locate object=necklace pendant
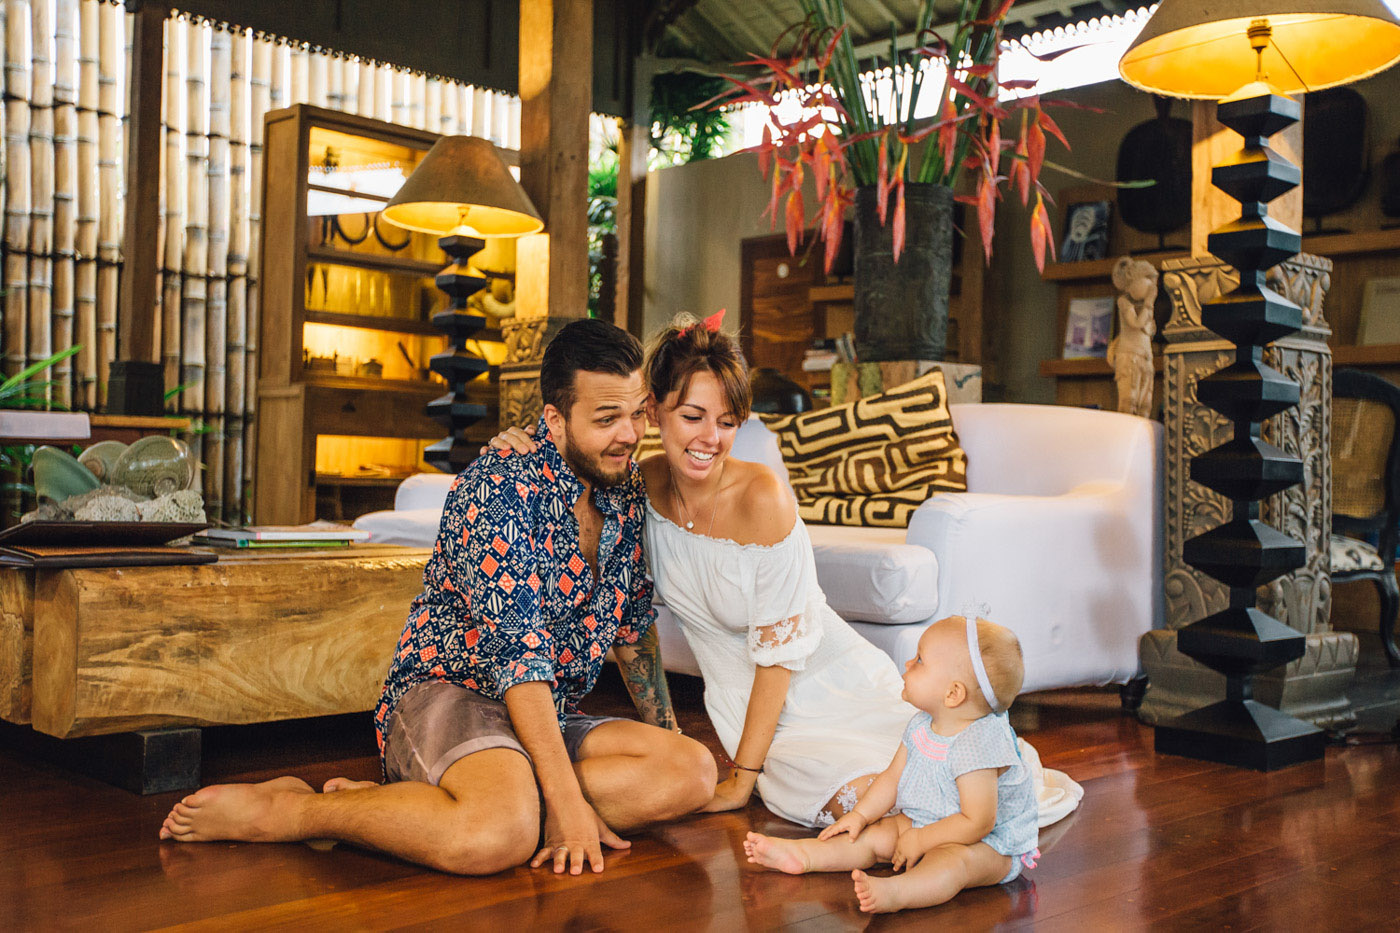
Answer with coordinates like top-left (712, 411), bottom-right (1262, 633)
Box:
top-left (685, 520), bottom-right (694, 529)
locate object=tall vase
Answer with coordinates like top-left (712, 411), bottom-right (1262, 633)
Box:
top-left (852, 183), bottom-right (955, 362)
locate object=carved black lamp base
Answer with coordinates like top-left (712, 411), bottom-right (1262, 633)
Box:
top-left (1152, 84), bottom-right (1325, 772)
top-left (424, 233), bottom-right (493, 474)
top-left (1155, 699), bottom-right (1327, 771)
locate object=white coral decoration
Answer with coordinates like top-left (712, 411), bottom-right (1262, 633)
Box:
top-left (137, 489), bottom-right (206, 522)
top-left (73, 495), bottom-right (142, 522)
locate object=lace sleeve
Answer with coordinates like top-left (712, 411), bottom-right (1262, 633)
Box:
top-left (745, 519), bottom-right (822, 670)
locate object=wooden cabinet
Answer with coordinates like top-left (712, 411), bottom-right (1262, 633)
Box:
top-left (255, 105), bottom-right (505, 524)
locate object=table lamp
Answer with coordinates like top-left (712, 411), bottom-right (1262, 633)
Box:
top-left (381, 136), bottom-right (544, 473)
top-left (1119, 1), bottom-right (1400, 769)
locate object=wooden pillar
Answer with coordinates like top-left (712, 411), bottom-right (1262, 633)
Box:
top-left (117, 1), bottom-right (166, 365)
top-left (517, 0), bottom-right (591, 322)
top-left (108, 1), bottom-right (168, 414)
top-left (615, 117), bottom-right (648, 337)
top-left (501, 0), bottom-right (593, 428)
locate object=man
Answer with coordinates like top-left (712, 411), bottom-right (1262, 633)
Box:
top-left (159, 318), bottom-right (716, 876)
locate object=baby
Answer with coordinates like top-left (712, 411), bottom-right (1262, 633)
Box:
top-left (743, 615), bottom-right (1039, 913)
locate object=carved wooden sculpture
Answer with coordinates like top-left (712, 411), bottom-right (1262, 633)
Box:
top-left (1108, 256), bottom-right (1158, 418)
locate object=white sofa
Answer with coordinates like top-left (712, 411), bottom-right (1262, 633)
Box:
top-left (355, 403), bottom-right (1163, 694)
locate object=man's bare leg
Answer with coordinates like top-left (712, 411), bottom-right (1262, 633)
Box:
top-left (744, 816), bottom-right (902, 875)
top-left (852, 841), bottom-right (1011, 914)
top-left (570, 720), bottom-right (716, 830)
top-left (159, 749), bottom-right (540, 875)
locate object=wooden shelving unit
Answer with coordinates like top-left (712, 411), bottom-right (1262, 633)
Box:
top-left (255, 105), bottom-right (504, 524)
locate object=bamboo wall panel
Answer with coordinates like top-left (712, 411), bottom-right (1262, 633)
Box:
top-left (0, 1), bottom-right (521, 523)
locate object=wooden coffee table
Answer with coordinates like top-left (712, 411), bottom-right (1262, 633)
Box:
top-left (0, 544), bottom-right (429, 791)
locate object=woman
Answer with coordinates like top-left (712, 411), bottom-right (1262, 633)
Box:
top-left (493, 319), bottom-right (1078, 828)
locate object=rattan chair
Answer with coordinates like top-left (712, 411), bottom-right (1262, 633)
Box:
top-left (1332, 368), bottom-right (1400, 667)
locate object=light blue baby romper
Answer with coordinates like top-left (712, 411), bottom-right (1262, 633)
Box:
top-left (894, 710), bottom-right (1040, 883)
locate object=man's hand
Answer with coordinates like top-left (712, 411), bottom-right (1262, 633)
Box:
top-left (699, 768), bottom-right (757, 813)
top-left (817, 809), bottom-right (869, 843)
top-left (891, 826), bottom-right (926, 872)
top-left (530, 794), bottom-right (630, 875)
top-left (480, 423), bottom-right (539, 456)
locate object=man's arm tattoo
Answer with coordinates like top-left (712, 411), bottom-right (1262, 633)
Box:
top-left (616, 627), bottom-right (678, 730)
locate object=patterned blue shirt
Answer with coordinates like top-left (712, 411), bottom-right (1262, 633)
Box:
top-left (375, 420), bottom-right (656, 755)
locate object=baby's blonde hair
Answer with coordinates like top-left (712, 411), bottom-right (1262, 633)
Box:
top-left (971, 618), bottom-right (1024, 711)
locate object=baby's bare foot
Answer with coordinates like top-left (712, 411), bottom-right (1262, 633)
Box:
top-left (852, 869), bottom-right (904, 913)
top-left (322, 777), bottom-right (378, 793)
top-left (159, 776), bottom-right (315, 843)
top-left (743, 831), bottom-right (810, 875)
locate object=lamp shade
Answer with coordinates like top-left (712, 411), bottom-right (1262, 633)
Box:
top-left (1119, 0), bottom-right (1400, 99)
top-left (381, 136), bottom-right (544, 237)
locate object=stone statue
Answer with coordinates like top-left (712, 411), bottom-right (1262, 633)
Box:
top-left (1107, 256), bottom-right (1158, 418)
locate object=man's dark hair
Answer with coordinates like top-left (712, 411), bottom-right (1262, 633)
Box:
top-left (539, 318), bottom-right (644, 416)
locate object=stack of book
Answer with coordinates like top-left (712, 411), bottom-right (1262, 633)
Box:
top-left (192, 523), bottom-right (370, 549)
top-left (802, 334), bottom-right (856, 372)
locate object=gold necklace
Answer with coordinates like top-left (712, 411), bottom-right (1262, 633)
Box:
top-left (670, 462), bottom-right (725, 535)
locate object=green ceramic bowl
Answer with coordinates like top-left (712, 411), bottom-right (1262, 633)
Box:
top-left (112, 436), bottom-right (196, 497)
top-left (32, 445), bottom-right (101, 503)
top-left (77, 440), bottom-right (128, 482)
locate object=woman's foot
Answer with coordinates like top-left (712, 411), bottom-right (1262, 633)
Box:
top-left (743, 832), bottom-right (810, 874)
top-left (322, 777), bottom-right (378, 793)
top-left (852, 869), bottom-right (904, 913)
top-left (159, 776), bottom-right (315, 843)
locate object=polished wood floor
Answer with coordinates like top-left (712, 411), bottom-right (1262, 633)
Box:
top-left (2, 667), bottom-right (1398, 932)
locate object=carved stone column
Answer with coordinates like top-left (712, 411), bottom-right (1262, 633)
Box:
top-left (498, 316), bottom-right (550, 430)
top-left (1139, 252), bottom-right (1358, 730)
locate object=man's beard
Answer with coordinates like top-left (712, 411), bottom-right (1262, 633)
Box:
top-left (562, 442), bottom-right (635, 489)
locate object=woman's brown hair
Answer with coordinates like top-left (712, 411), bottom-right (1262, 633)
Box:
top-left (645, 315), bottom-right (751, 421)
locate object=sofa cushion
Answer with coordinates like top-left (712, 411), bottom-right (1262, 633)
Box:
top-left (761, 369), bottom-right (967, 527)
top-left (393, 472), bottom-right (455, 512)
top-left (354, 507), bottom-right (442, 547)
top-left (806, 524), bottom-right (939, 625)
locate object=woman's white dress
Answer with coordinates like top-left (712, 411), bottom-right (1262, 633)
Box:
top-left (645, 502), bottom-right (1083, 829)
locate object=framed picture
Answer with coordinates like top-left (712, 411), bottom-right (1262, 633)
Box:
top-left (1063, 296), bottom-right (1115, 359)
top-left (1061, 200), bottom-right (1112, 262)
top-left (1359, 276), bottom-right (1400, 345)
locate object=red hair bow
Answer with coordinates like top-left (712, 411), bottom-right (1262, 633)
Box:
top-left (683, 309), bottom-right (726, 335)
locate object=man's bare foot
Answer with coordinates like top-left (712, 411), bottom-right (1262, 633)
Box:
top-left (159, 776), bottom-right (315, 843)
top-left (743, 832), bottom-right (810, 875)
top-left (852, 869), bottom-right (904, 913)
top-left (322, 777), bottom-right (378, 793)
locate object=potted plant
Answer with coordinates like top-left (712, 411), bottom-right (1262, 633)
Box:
top-left (717, 0), bottom-right (1066, 363)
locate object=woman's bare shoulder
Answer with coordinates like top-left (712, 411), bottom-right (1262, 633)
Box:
top-left (638, 452), bottom-right (668, 486)
top-left (733, 460), bottom-right (796, 546)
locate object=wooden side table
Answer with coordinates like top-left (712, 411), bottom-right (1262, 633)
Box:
top-left (0, 544), bottom-right (428, 791)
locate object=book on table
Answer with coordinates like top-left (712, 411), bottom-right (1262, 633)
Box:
top-left (193, 523), bottom-right (370, 547)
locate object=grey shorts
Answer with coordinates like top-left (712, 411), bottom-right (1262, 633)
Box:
top-left (383, 680), bottom-right (621, 785)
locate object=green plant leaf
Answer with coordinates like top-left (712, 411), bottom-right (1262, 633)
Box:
top-left (1041, 159), bottom-right (1156, 187)
top-left (0, 345), bottom-right (81, 396)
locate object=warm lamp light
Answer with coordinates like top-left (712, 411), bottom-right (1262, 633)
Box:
top-left (1117, 0), bottom-right (1400, 772)
top-left (1120, 0), bottom-right (1400, 99)
top-left (381, 136), bottom-right (542, 473)
top-left (382, 136), bottom-right (542, 237)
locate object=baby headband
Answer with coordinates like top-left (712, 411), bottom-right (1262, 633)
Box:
top-left (966, 616), bottom-right (1002, 712)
